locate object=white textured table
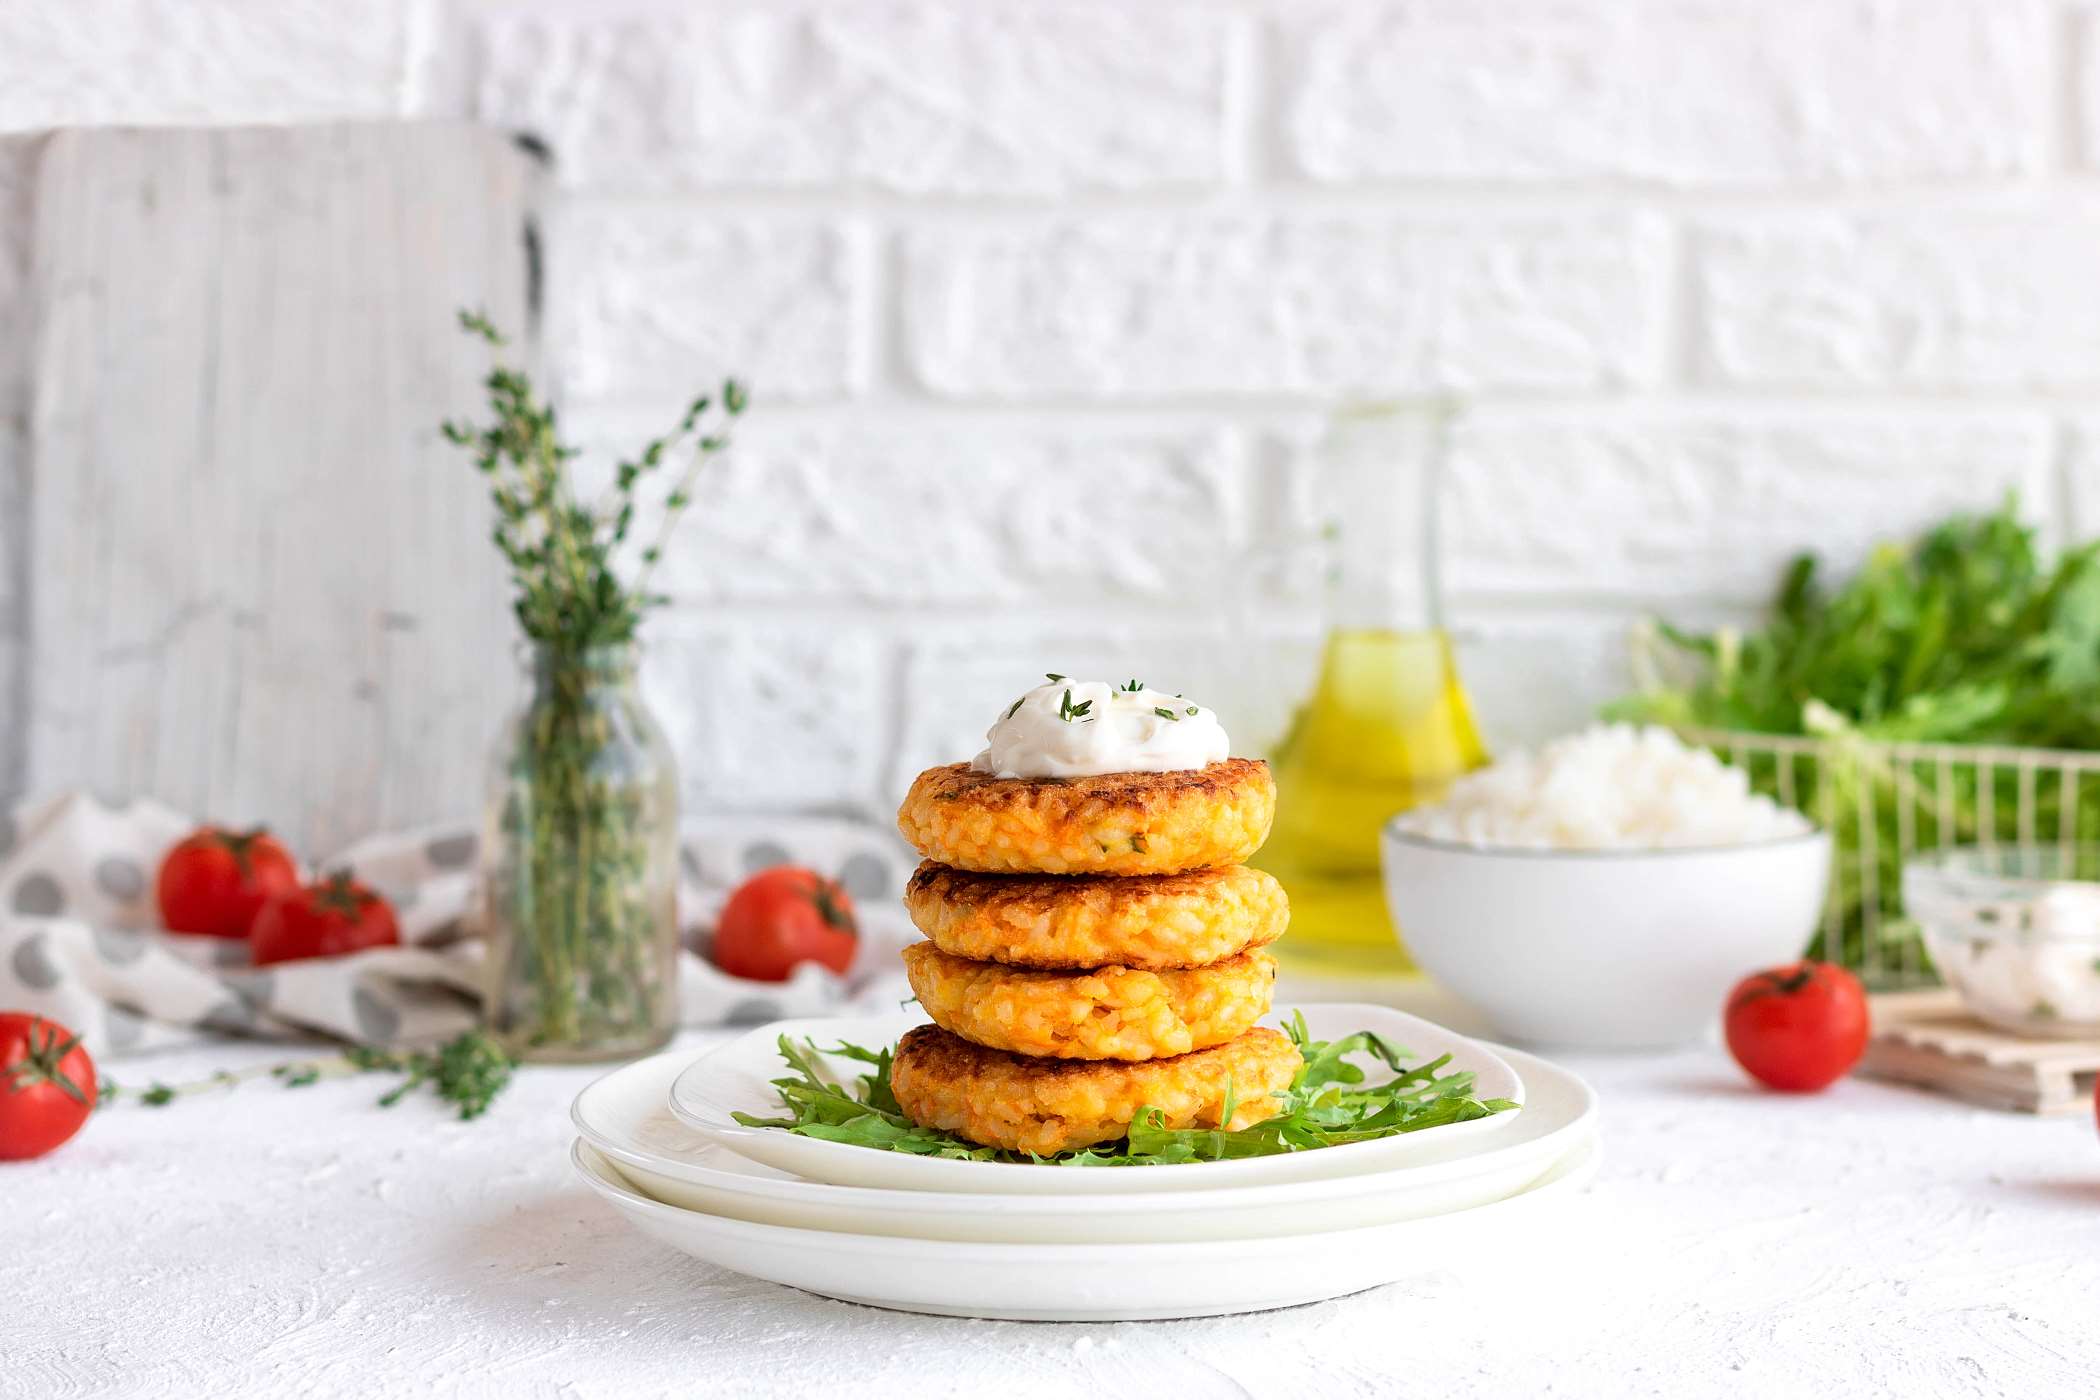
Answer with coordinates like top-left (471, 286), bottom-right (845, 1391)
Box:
top-left (7, 980), bottom-right (2099, 1400)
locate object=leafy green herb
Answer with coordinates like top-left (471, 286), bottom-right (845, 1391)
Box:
top-left (101, 1031), bottom-right (515, 1121)
top-left (1006, 698), bottom-right (1024, 719)
top-left (1045, 673), bottom-right (1066, 683)
top-left (442, 310), bottom-right (745, 650)
top-left (1057, 688), bottom-right (1093, 722)
top-left (730, 1012), bottom-right (1516, 1166)
top-left (1120, 679), bottom-right (1146, 692)
top-left (445, 311), bottom-right (748, 1054)
top-left (1610, 499), bottom-right (2100, 972)
top-left (1612, 500), bottom-right (2100, 748)
top-left (1154, 706), bottom-right (1179, 721)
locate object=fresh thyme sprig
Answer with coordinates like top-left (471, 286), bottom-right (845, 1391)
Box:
top-left (1154, 706), bottom-right (1180, 721)
top-left (732, 1013), bottom-right (1517, 1166)
top-left (1057, 688), bottom-right (1093, 722)
top-left (441, 309), bottom-right (746, 648)
top-left (444, 310), bottom-right (749, 1055)
top-left (100, 1031), bottom-right (515, 1121)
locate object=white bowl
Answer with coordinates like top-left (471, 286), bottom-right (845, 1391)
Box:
top-left (575, 1042), bottom-right (1591, 1243)
top-left (666, 1004), bottom-right (1525, 1193)
top-left (1382, 826), bottom-right (1832, 1049)
top-left (1905, 845), bottom-right (2100, 1036)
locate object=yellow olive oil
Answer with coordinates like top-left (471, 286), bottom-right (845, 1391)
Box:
top-left (1256, 627), bottom-right (1487, 974)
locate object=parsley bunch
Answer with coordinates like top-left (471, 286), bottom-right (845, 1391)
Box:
top-left (1612, 499), bottom-right (2100, 971)
top-left (1615, 500), bottom-right (2100, 748)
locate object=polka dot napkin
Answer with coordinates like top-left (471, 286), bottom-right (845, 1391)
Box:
top-left (0, 792), bottom-right (918, 1057)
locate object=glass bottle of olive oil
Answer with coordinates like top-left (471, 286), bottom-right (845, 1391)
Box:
top-left (1256, 403), bottom-right (1488, 975)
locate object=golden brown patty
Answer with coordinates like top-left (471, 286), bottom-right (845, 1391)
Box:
top-left (890, 1023), bottom-right (1301, 1156)
top-left (904, 861), bottom-right (1288, 970)
top-left (901, 942), bottom-right (1276, 1061)
top-left (896, 758), bottom-right (1275, 876)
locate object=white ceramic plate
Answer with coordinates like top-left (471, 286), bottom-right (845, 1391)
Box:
top-left (579, 1042), bottom-right (1588, 1243)
top-left (572, 1128), bottom-right (1601, 1321)
top-left (666, 1003), bottom-right (1526, 1194)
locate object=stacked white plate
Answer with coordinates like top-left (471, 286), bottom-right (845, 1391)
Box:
top-left (570, 1003), bottom-right (1599, 1321)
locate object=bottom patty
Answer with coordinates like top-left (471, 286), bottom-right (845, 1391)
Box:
top-left (889, 1023), bottom-right (1302, 1157)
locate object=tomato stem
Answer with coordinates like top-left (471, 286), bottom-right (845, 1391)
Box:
top-left (5, 1020), bottom-right (90, 1106)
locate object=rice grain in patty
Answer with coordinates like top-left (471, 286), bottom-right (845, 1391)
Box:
top-left (902, 942), bottom-right (1276, 1061)
top-left (904, 861), bottom-right (1288, 970)
top-left (889, 1023), bottom-right (1301, 1156)
top-left (896, 759), bottom-right (1274, 876)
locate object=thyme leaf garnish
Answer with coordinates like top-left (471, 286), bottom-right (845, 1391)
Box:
top-left (101, 1031), bottom-right (516, 1121)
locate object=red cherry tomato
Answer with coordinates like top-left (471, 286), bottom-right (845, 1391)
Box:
top-left (249, 872), bottom-right (401, 967)
top-left (711, 867), bottom-right (858, 983)
top-left (0, 1013), bottom-right (98, 1160)
top-left (1724, 961), bottom-right (1870, 1092)
top-left (155, 826), bottom-right (300, 938)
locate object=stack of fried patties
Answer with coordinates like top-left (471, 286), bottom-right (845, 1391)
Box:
top-left (890, 753), bottom-right (1299, 1156)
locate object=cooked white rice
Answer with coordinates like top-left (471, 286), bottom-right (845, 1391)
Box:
top-left (1395, 723), bottom-right (1812, 851)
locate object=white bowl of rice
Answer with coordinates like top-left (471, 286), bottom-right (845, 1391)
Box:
top-left (1382, 725), bottom-right (1830, 1050)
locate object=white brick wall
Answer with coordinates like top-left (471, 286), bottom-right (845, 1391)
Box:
top-left (1283, 1), bottom-right (2051, 185)
top-left (902, 214), bottom-right (1670, 396)
top-left (2, 0), bottom-right (2094, 822)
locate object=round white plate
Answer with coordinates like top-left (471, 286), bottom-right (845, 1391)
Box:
top-left (666, 1003), bottom-right (1527, 1194)
top-left (572, 1130), bottom-right (1601, 1321)
top-left (578, 1042), bottom-right (1589, 1243)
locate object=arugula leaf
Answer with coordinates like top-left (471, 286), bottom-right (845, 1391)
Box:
top-left (734, 1017), bottom-right (1517, 1167)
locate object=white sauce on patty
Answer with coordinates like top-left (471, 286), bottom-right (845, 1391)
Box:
top-left (972, 678), bottom-right (1229, 779)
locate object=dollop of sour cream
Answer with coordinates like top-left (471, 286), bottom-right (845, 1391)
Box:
top-left (972, 678), bottom-right (1230, 779)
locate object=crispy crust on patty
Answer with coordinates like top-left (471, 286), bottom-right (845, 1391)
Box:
top-left (895, 758), bottom-right (1275, 876)
top-left (904, 861), bottom-right (1288, 970)
top-left (889, 1023), bottom-right (1301, 1156)
top-left (901, 942), bottom-right (1277, 1060)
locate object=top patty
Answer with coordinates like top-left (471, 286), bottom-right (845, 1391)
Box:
top-left (895, 758), bottom-right (1275, 876)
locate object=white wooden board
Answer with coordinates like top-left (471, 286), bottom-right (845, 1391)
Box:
top-left (15, 123), bottom-right (541, 853)
top-left (0, 133), bottom-right (44, 805)
top-left (1860, 988), bottom-right (2100, 1115)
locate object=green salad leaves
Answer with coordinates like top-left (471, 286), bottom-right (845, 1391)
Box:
top-left (1612, 501), bottom-right (2100, 749)
top-left (1610, 500), bottom-right (2100, 974)
top-left (728, 1011), bottom-right (1517, 1166)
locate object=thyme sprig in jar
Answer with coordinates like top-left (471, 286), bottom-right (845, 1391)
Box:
top-left (442, 309), bottom-right (748, 1061)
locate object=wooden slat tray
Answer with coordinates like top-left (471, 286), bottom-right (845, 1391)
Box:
top-left (1859, 989), bottom-right (2100, 1115)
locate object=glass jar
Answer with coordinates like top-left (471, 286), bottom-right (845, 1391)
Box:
top-left (1255, 402), bottom-right (1490, 976)
top-left (482, 642), bottom-right (680, 1062)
